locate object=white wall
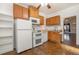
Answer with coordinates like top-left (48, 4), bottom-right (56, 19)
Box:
top-left (76, 12), bottom-right (79, 45)
top-left (0, 3), bottom-right (13, 54)
top-left (0, 3), bottom-right (13, 16)
top-left (46, 5), bottom-right (79, 45)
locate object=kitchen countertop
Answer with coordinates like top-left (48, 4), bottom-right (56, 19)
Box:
top-left (32, 30), bottom-right (62, 34)
top-left (47, 30), bottom-right (62, 34)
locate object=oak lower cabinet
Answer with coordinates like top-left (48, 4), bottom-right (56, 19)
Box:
top-left (46, 16), bottom-right (60, 25)
top-left (48, 31), bottom-right (61, 43)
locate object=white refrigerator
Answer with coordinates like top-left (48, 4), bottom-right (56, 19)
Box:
top-left (15, 19), bottom-right (32, 53)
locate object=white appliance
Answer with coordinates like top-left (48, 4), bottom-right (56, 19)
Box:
top-left (33, 30), bottom-right (43, 47)
top-left (30, 17), bottom-right (43, 47)
top-left (15, 19), bottom-right (32, 53)
top-left (30, 17), bottom-right (40, 25)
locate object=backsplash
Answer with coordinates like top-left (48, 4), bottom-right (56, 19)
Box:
top-left (46, 25), bottom-right (62, 31)
top-left (32, 25), bottom-right (46, 31)
top-left (40, 25), bottom-right (46, 30)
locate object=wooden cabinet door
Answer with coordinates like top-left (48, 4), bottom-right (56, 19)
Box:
top-left (50, 16), bottom-right (60, 25)
top-left (46, 18), bottom-right (50, 25)
top-left (48, 31), bottom-right (52, 40)
top-left (50, 17), bottom-right (55, 25)
top-left (46, 17), bottom-right (54, 25)
top-left (52, 32), bottom-right (60, 43)
top-left (13, 4), bottom-right (23, 18)
top-left (55, 16), bottom-right (60, 25)
top-left (39, 15), bottom-right (44, 25)
top-left (29, 6), bottom-right (39, 18)
top-left (34, 8), bottom-right (39, 18)
top-left (48, 31), bottom-right (61, 43)
top-left (23, 7), bottom-right (29, 19)
top-left (46, 16), bottom-right (60, 25)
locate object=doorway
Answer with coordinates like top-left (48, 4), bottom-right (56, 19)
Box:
top-left (63, 16), bottom-right (76, 47)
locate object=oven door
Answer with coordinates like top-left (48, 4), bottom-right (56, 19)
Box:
top-left (33, 37), bottom-right (43, 47)
top-left (33, 33), bottom-right (42, 37)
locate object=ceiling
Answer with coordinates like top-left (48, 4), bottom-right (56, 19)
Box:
top-left (40, 3), bottom-right (79, 14)
top-left (20, 3), bottom-right (79, 15)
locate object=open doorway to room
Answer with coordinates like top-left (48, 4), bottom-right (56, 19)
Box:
top-left (63, 16), bottom-right (76, 47)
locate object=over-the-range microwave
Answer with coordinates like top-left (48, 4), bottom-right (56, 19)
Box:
top-left (30, 17), bottom-right (40, 25)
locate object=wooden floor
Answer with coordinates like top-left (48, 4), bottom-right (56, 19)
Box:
top-left (2, 41), bottom-right (79, 55)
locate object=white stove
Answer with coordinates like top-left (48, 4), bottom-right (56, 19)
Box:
top-left (30, 17), bottom-right (43, 47)
top-left (32, 30), bottom-right (43, 47)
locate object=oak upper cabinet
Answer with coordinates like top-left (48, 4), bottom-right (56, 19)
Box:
top-left (46, 18), bottom-right (51, 25)
top-left (48, 31), bottom-right (61, 43)
top-left (13, 4), bottom-right (29, 19)
top-left (29, 6), bottom-right (39, 18)
top-left (13, 4), bottom-right (23, 18)
top-left (46, 16), bottom-right (60, 25)
top-left (23, 7), bottom-right (29, 19)
top-left (39, 15), bottom-right (44, 25)
top-left (55, 16), bottom-right (60, 24)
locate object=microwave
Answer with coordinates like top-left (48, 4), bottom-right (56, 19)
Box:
top-left (30, 17), bottom-right (40, 25)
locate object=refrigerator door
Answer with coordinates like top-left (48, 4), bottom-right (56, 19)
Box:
top-left (16, 19), bottom-right (32, 29)
top-left (16, 30), bottom-right (32, 53)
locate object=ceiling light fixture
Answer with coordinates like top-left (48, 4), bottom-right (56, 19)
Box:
top-left (37, 3), bottom-right (51, 9)
top-left (40, 3), bottom-right (48, 6)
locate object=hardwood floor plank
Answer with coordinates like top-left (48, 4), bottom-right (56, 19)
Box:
top-left (2, 41), bottom-right (79, 55)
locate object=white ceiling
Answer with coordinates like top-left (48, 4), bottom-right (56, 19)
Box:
top-left (20, 3), bottom-right (79, 15)
top-left (39, 3), bottom-right (79, 14)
